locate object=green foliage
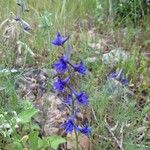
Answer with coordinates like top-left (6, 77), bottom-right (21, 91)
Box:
top-left (95, 0), bottom-right (150, 26)
top-left (44, 135), bottom-right (66, 150)
top-left (114, 0), bottom-right (149, 24)
top-left (28, 131), bottom-right (39, 150)
top-left (18, 108), bottom-right (39, 124)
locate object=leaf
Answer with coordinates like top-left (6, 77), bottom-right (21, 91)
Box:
top-left (38, 137), bottom-right (43, 149)
top-left (13, 141), bottom-right (23, 150)
top-left (28, 131), bottom-right (38, 150)
top-left (18, 108), bottom-right (39, 124)
top-left (44, 135), bottom-right (66, 150)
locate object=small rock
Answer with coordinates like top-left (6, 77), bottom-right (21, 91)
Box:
top-left (67, 133), bottom-right (90, 150)
top-left (102, 48), bottom-right (128, 67)
top-left (86, 57), bottom-right (97, 63)
top-left (103, 79), bottom-right (134, 101)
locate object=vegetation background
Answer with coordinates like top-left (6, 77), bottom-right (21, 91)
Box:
top-left (0, 0), bottom-right (150, 149)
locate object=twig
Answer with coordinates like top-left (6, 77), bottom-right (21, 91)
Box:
top-left (120, 122), bottom-right (124, 147)
top-left (104, 117), bottom-right (124, 150)
top-left (91, 108), bottom-right (99, 125)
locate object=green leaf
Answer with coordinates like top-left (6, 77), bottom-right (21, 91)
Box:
top-left (18, 108), bottom-right (39, 124)
top-left (38, 137), bottom-right (43, 149)
top-left (12, 141), bottom-right (23, 150)
top-left (29, 131), bottom-right (39, 150)
top-left (44, 135), bottom-right (66, 150)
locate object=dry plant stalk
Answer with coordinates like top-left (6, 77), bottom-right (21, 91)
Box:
top-left (104, 116), bottom-right (125, 150)
top-left (0, 12), bottom-right (19, 46)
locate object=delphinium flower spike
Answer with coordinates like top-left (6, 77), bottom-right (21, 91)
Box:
top-left (52, 32), bottom-right (69, 46)
top-left (51, 32), bottom-right (91, 147)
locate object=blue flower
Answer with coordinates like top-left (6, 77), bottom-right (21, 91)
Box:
top-left (61, 117), bottom-right (76, 133)
top-left (52, 45), bottom-right (71, 73)
top-left (70, 87), bottom-right (89, 106)
top-left (109, 72), bottom-right (118, 78)
top-left (53, 77), bottom-right (70, 92)
top-left (109, 70), bottom-right (128, 86)
top-left (61, 110), bottom-right (78, 134)
top-left (73, 61), bottom-right (87, 75)
top-left (52, 32), bottom-right (69, 46)
top-left (68, 61), bottom-right (87, 75)
top-left (121, 78), bottom-right (128, 86)
top-left (75, 92), bottom-right (89, 106)
top-left (78, 124), bottom-right (91, 136)
top-left (64, 94), bottom-right (72, 106)
top-left (52, 56), bottom-right (68, 74)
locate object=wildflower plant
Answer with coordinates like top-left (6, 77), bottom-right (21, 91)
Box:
top-left (15, 0), bottom-right (31, 31)
top-left (51, 32), bottom-right (91, 149)
top-left (109, 69), bottom-right (128, 86)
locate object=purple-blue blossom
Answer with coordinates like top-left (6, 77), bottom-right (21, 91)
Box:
top-left (52, 45), bottom-right (71, 73)
top-left (121, 78), bottom-right (128, 86)
top-left (53, 77), bottom-right (70, 92)
top-left (70, 87), bottom-right (89, 106)
top-left (109, 70), bottom-right (128, 86)
top-left (109, 72), bottom-right (118, 78)
top-left (69, 61), bottom-right (87, 75)
top-left (52, 56), bottom-right (68, 74)
top-left (61, 110), bottom-right (78, 134)
top-left (61, 117), bottom-right (76, 133)
top-left (75, 92), bottom-right (89, 106)
top-left (52, 32), bottom-right (69, 46)
top-left (78, 124), bottom-right (91, 136)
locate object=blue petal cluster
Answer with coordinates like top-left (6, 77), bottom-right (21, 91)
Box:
top-left (71, 88), bottom-right (89, 106)
top-left (52, 32), bottom-right (69, 46)
top-left (78, 124), bottom-right (91, 136)
top-left (71, 61), bottom-right (87, 75)
top-left (61, 117), bottom-right (76, 133)
top-left (52, 56), bottom-right (68, 74)
top-left (61, 112), bottom-right (91, 136)
top-left (75, 92), bottom-right (89, 106)
top-left (53, 77), bottom-right (70, 92)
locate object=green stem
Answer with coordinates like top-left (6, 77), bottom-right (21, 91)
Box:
top-left (74, 129), bottom-right (79, 150)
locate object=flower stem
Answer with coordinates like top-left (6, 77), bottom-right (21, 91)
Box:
top-left (75, 129), bottom-right (79, 150)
